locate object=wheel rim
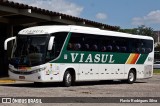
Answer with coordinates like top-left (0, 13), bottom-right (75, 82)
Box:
top-left (66, 73), bottom-right (71, 84)
top-left (129, 72), bottom-right (134, 82)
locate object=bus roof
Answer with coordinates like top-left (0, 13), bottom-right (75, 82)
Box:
top-left (19, 25), bottom-right (153, 40)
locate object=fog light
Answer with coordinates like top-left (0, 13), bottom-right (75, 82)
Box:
top-left (50, 77), bottom-right (53, 80)
top-left (38, 76), bottom-right (41, 79)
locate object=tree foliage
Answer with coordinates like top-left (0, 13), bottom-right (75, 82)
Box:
top-left (155, 45), bottom-right (160, 51)
top-left (118, 25), bottom-right (154, 37)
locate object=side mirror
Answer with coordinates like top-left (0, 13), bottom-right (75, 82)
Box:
top-left (48, 36), bottom-right (55, 50)
top-left (4, 36), bottom-right (16, 50)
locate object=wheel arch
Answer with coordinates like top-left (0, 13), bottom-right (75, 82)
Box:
top-left (129, 68), bottom-right (137, 79)
top-left (63, 67), bottom-right (76, 82)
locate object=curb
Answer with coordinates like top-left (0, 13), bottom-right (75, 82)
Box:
top-left (0, 79), bottom-right (15, 84)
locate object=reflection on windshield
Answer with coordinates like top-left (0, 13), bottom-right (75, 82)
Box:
top-left (11, 35), bottom-right (49, 67)
top-left (10, 32), bottom-right (68, 67)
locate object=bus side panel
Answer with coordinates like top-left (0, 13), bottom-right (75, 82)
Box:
top-left (98, 64), bottom-right (125, 80)
top-left (124, 64), bottom-right (144, 79)
top-left (74, 64), bottom-right (125, 81)
top-left (57, 63), bottom-right (79, 82)
top-left (44, 63), bottom-right (60, 82)
top-left (142, 52), bottom-right (154, 78)
top-left (78, 64), bottom-right (99, 81)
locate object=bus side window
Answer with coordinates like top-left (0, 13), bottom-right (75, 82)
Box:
top-left (136, 48), bottom-right (140, 53)
top-left (147, 48), bottom-right (152, 53)
top-left (84, 44), bottom-right (90, 51)
top-left (67, 43), bottom-right (73, 50)
top-left (67, 33), bottom-right (85, 51)
top-left (141, 48), bottom-right (145, 53)
top-left (101, 46), bottom-right (106, 52)
top-left (106, 45), bottom-right (112, 51)
top-left (143, 40), bottom-right (153, 54)
top-left (92, 44), bottom-right (98, 51)
top-left (115, 45), bottom-right (120, 52)
top-left (46, 32), bottom-right (68, 62)
top-left (74, 43), bottom-right (81, 50)
top-left (121, 46), bottom-right (126, 52)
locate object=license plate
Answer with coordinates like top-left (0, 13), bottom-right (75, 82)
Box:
top-left (19, 76), bottom-right (25, 79)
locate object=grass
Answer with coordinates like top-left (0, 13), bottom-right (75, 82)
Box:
top-left (153, 69), bottom-right (160, 74)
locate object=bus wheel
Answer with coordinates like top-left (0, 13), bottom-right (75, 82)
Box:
top-left (63, 71), bottom-right (72, 87)
top-left (127, 70), bottom-right (136, 84)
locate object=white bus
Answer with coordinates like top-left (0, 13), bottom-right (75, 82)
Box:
top-left (4, 25), bottom-right (154, 87)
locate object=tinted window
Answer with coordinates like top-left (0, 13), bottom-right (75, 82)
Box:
top-left (67, 32), bottom-right (153, 54)
top-left (46, 32), bottom-right (68, 61)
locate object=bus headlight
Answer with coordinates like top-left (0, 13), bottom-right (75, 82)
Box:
top-left (9, 67), bottom-right (47, 75)
top-left (9, 68), bottom-right (14, 72)
top-left (32, 67), bottom-right (47, 73)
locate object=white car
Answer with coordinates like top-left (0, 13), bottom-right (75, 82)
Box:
top-left (154, 61), bottom-right (160, 69)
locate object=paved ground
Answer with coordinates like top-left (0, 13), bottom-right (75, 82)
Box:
top-left (0, 75), bottom-right (160, 106)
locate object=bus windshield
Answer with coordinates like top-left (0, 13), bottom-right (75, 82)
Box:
top-left (11, 35), bottom-right (49, 67)
top-left (10, 32), bottom-right (68, 67)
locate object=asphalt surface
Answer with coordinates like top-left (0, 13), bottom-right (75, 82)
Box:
top-left (0, 75), bottom-right (160, 106)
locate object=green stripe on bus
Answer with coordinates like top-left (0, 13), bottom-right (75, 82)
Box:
top-left (136, 54), bottom-right (148, 64)
top-left (51, 52), bottom-right (130, 64)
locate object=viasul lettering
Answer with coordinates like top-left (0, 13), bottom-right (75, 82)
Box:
top-left (70, 53), bottom-right (115, 63)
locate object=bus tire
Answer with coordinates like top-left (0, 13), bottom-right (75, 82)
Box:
top-left (63, 71), bottom-right (72, 87)
top-left (127, 69), bottom-right (136, 84)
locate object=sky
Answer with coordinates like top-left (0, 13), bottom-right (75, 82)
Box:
top-left (8, 0), bottom-right (160, 30)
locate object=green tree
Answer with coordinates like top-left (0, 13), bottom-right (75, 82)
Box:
top-left (118, 25), bottom-right (154, 37)
top-left (136, 25), bottom-right (154, 36)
